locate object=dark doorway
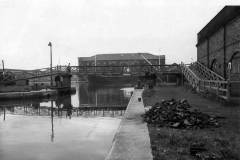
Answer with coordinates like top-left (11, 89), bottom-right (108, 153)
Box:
top-left (210, 59), bottom-right (218, 73)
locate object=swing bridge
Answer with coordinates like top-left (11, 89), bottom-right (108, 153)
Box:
top-left (0, 64), bottom-right (181, 83)
top-left (1, 62), bottom-right (239, 101)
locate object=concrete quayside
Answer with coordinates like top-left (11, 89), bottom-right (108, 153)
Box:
top-left (105, 89), bottom-right (153, 160)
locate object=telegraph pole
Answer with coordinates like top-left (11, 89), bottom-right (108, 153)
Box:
top-left (48, 42), bottom-right (53, 87)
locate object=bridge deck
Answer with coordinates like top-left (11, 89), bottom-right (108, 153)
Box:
top-left (1, 64), bottom-right (181, 82)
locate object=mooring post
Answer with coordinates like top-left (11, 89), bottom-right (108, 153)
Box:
top-left (226, 80), bottom-right (230, 100)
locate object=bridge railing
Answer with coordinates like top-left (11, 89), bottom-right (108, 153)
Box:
top-left (71, 64), bottom-right (180, 74)
top-left (1, 64), bottom-right (181, 82)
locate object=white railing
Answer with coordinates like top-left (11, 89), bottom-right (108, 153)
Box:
top-left (199, 79), bottom-right (229, 100)
top-left (191, 61), bottom-right (225, 81)
top-left (180, 62), bottom-right (230, 100)
top-left (180, 62), bottom-right (200, 91)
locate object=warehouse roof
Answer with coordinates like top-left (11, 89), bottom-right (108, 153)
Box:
top-left (197, 6), bottom-right (240, 45)
top-left (78, 53), bottom-right (162, 61)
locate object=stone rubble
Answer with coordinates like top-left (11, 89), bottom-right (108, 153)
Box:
top-left (143, 99), bottom-right (221, 129)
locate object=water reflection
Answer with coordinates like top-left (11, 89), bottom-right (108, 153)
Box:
top-left (78, 84), bottom-right (130, 107)
top-left (51, 100), bottom-right (54, 142)
top-left (0, 83), bottom-right (131, 119)
top-left (0, 83), bottom-right (132, 160)
top-left (0, 98), bottom-right (126, 119)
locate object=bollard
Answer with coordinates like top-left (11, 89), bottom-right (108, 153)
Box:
top-left (138, 97), bottom-right (141, 102)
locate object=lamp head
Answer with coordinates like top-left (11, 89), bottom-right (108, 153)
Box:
top-left (48, 42), bottom-right (52, 47)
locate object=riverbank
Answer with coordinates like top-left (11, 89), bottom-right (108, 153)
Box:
top-left (142, 86), bottom-right (240, 160)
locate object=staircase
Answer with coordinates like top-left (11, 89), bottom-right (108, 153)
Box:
top-left (190, 61), bottom-right (225, 81)
top-left (180, 62), bottom-right (230, 101)
top-left (180, 63), bottom-right (200, 90)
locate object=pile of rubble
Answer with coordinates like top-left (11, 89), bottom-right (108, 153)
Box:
top-left (143, 99), bottom-right (220, 129)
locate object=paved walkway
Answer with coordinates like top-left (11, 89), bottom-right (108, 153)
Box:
top-left (105, 89), bottom-right (153, 160)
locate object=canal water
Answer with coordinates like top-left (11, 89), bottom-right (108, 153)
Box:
top-left (0, 83), bottom-right (134, 160)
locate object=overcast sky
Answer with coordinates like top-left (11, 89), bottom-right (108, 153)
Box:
top-left (0, 0), bottom-right (239, 69)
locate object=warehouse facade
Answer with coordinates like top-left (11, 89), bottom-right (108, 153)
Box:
top-left (78, 53), bottom-right (165, 67)
top-left (197, 6), bottom-right (240, 80)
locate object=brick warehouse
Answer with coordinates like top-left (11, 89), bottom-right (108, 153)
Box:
top-left (78, 53), bottom-right (165, 67)
top-left (197, 6), bottom-right (240, 81)
top-left (78, 53), bottom-right (166, 84)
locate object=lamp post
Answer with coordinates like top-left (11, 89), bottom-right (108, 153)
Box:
top-left (2, 60), bottom-right (5, 77)
top-left (48, 42), bottom-right (53, 87)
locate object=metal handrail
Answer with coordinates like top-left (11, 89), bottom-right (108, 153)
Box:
top-left (194, 61), bottom-right (225, 80)
top-left (180, 62), bottom-right (230, 100)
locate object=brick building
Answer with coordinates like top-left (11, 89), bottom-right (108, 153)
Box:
top-left (197, 6), bottom-right (240, 80)
top-left (78, 53), bottom-right (165, 67)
